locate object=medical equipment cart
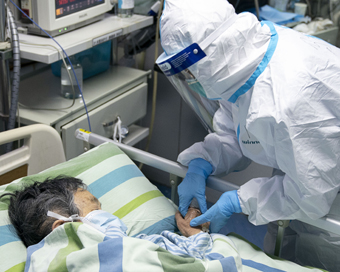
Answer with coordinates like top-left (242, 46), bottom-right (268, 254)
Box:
top-left (16, 14), bottom-right (153, 160)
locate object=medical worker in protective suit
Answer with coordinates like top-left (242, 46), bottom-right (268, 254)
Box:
top-left (156, 0), bottom-right (340, 271)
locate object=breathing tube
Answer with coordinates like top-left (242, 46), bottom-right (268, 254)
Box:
top-left (5, 6), bottom-right (20, 152)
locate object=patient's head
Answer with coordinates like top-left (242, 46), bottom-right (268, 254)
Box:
top-left (1, 176), bottom-right (100, 247)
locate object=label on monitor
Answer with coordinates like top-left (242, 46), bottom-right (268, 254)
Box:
top-left (92, 29), bottom-right (123, 46)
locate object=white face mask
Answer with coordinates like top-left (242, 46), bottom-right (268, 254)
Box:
top-left (47, 210), bottom-right (128, 235)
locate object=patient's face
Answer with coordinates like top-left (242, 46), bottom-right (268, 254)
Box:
top-left (73, 189), bottom-right (101, 217)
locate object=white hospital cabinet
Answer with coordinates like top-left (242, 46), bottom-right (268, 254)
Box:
top-left (17, 14), bottom-right (153, 160)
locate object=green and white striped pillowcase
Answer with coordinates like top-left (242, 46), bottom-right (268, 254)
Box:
top-left (0, 142), bottom-right (177, 272)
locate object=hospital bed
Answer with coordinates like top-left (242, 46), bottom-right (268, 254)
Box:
top-left (0, 124), bottom-right (339, 272)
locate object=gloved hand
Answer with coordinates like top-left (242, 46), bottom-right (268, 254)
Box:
top-left (178, 158), bottom-right (213, 217)
top-left (190, 190), bottom-right (242, 233)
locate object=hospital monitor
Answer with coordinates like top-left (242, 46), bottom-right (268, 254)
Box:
top-left (19, 0), bottom-right (114, 37)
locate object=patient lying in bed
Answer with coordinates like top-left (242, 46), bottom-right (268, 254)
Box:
top-left (2, 175), bottom-right (326, 271)
top-left (2, 176), bottom-right (213, 260)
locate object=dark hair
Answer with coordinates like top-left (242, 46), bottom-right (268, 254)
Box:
top-left (0, 176), bottom-right (86, 247)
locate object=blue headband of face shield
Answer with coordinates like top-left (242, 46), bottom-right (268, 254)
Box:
top-left (156, 13), bottom-right (238, 93)
top-left (157, 43), bottom-right (206, 78)
top-left (156, 14), bottom-right (237, 132)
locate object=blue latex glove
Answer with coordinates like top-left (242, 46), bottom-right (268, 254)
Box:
top-left (178, 158), bottom-right (213, 217)
top-left (190, 190), bottom-right (242, 233)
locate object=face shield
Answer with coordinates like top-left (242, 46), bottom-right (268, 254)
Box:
top-left (156, 14), bottom-right (237, 133)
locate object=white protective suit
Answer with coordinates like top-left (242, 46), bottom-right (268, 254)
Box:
top-left (159, 0), bottom-right (340, 270)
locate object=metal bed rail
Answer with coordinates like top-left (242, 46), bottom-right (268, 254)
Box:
top-left (75, 128), bottom-right (340, 256)
top-left (75, 128), bottom-right (239, 193)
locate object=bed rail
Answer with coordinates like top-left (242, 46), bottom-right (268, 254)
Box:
top-left (75, 128), bottom-right (239, 193)
top-left (75, 128), bottom-right (340, 256)
top-left (0, 124), bottom-right (66, 184)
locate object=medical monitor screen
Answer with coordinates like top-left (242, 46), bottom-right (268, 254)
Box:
top-left (55, 0), bottom-right (105, 19)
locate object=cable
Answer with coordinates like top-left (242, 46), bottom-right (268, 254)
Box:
top-left (113, 116), bottom-right (123, 143)
top-left (6, 5), bottom-right (20, 152)
top-left (329, 0), bottom-right (334, 22)
top-left (139, 0), bottom-right (164, 170)
top-left (18, 42), bottom-right (76, 111)
top-left (305, 0), bottom-right (312, 18)
top-left (9, 0), bottom-right (92, 131)
top-left (234, 0), bottom-right (241, 10)
top-left (17, 99), bottom-right (20, 148)
top-left (254, 0), bottom-right (260, 20)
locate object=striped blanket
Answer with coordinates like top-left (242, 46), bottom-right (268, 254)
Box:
top-left (24, 222), bottom-right (325, 272)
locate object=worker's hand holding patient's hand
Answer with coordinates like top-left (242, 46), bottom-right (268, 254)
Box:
top-left (190, 190), bottom-right (242, 233)
top-left (178, 158), bottom-right (213, 217)
top-left (175, 209), bottom-right (209, 237)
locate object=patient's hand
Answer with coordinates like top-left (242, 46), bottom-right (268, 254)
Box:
top-left (175, 209), bottom-right (206, 237)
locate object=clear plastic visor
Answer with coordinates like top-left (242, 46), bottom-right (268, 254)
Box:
top-left (157, 14), bottom-right (238, 132)
top-left (167, 69), bottom-right (219, 133)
